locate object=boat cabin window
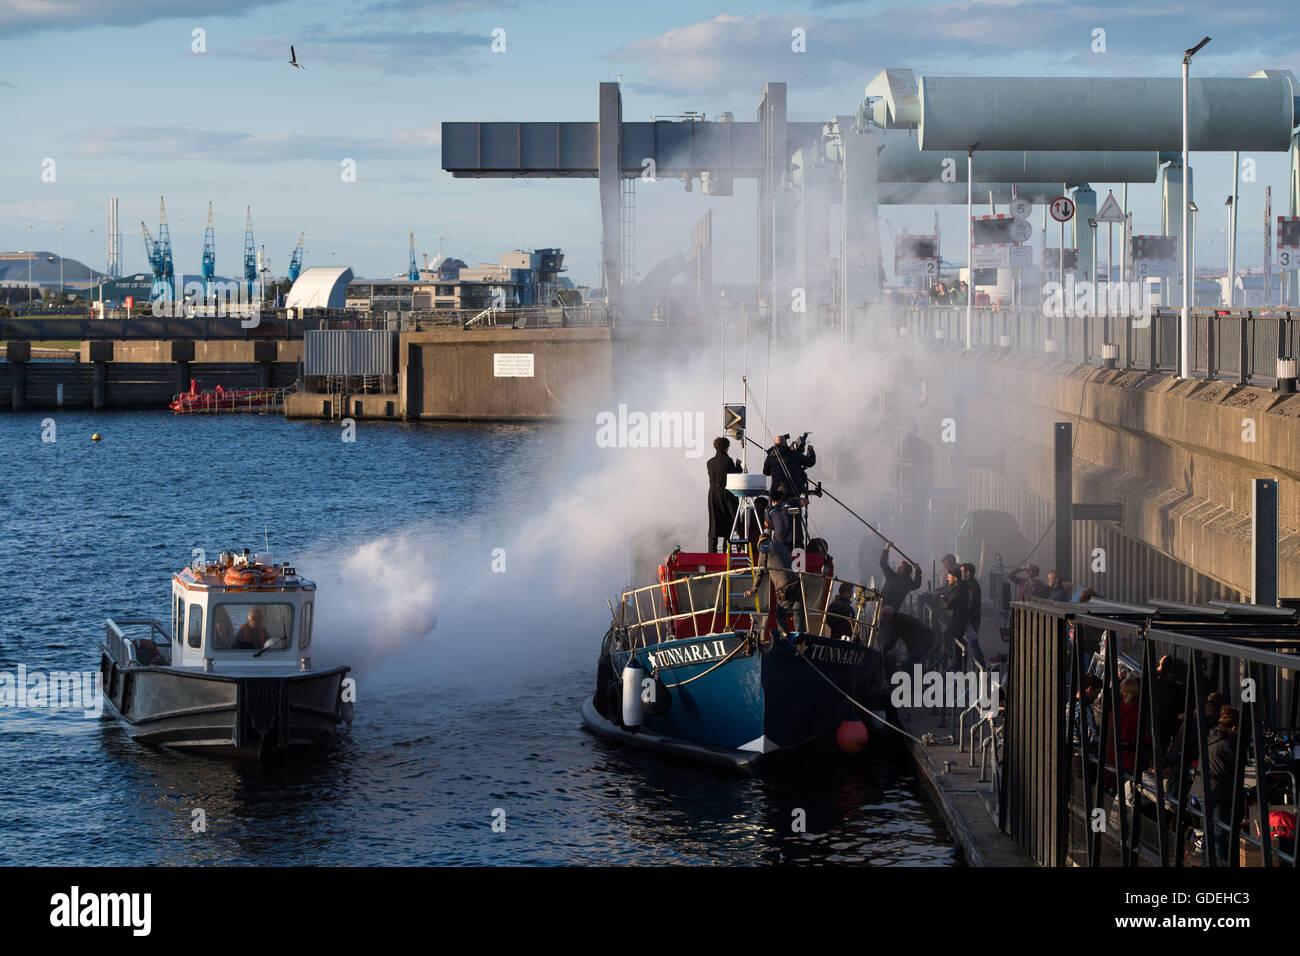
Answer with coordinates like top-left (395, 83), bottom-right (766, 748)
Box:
top-left (300, 602), bottom-right (313, 650)
top-left (174, 595), bottom-right (184, 645)
top-left (212, 603), bottom-right (295, 653)
top-left (187, 604), bottom-right (204, 649)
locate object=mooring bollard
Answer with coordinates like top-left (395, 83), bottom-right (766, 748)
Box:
top-left (7, 341), bottom-right (29, 411)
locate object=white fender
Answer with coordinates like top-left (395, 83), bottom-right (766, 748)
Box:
top-left (621, 660), bottom-right (645, 728)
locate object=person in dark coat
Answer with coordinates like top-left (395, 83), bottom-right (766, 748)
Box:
top-left (937, 569), bottom-right (971, 657)
top-left (879, 605), bottom-right (935, 666)
top-left (1152, 655), bottom-right (1186, 757)
top-left (960, 562), bottom-right (982, 634)
top-left (767, 495), bottom-right (795, 550)
top-left (879, 544), bottom-right (922, 611)
top-left (825, 582), bottom-right (856, 640)
top-left (1206, 706), bottom-right (1240, 865)
top-left (763, 433), bottom-right (816, 500)
top-left (706, 436), bottom-right (742, 552)
top-left (1044, 570), bottom-right (1071, 602)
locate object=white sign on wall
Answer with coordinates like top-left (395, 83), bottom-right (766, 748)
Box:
top-left (493, 353), bottom-right (535, 377)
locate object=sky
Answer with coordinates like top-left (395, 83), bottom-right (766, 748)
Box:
top-left (2, 0), bottom-right (1300, 286)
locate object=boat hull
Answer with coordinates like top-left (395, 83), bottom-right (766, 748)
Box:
top-left (585, 631), bottom-right (898, 773)
top-left (99, 651), bottom-right (350, 759)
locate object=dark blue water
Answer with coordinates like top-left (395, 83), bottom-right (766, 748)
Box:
top-left (0, 411), bottom-right (955, 865)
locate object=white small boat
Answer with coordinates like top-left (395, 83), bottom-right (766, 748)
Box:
top-left (98, 549), bottom-right (352, 759)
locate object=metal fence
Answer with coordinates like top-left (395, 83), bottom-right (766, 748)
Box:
top-left (884, 306), bottom-right (1300, 388)
top-left (1003, 598), bottom-right (1300, 867)
top-left (303, 329), bottom-right (397, 377)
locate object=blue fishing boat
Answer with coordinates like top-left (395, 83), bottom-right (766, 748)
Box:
top-left (582, 408), bottom-right (899, 773)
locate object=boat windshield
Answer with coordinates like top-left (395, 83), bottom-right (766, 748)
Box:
top-left (212, 603), bottom-right (295, 652)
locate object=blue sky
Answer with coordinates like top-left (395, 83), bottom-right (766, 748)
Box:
top-left (3, 0), bottom-right (1300, 286)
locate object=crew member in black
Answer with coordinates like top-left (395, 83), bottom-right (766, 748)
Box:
top-left (763, 433), bottom-right (816, 500)
top-left (960, 562), bottom-right (982, 634)
top-left (825, 582), bottom-right (857, 640)
top-left (879, 543), bottom-right (923, 611)
top-left (706, 436), bottom-right (742, 552)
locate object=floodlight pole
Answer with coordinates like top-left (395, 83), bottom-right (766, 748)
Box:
top-left (1181, 36), bottom-right (1211, 379)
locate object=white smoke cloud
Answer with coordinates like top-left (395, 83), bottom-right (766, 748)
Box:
top-left (305, 322), bottom-right (933, 688)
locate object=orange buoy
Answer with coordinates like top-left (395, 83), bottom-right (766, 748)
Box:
top-left (835, 719), bottom-right (870, 754)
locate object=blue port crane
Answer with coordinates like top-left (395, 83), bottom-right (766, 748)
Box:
top-left (288, 233), bottom-right (304, 281)
top-left (409, 231), bottom-right (419, 281)
top-left (141, 197), bottom-right (174, 300)
top-left (242, 207), bottom-right (257, 297)
top-left (202, 202), bottom-right (216, 299)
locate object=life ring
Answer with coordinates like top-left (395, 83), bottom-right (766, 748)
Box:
top-left (222, 565), bottom-right (279, 588)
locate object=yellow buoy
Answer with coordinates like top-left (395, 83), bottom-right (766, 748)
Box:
top-left (91, 433), bottom-right (102, 442)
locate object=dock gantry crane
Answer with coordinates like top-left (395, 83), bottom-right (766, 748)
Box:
top-left (409, 231), bottom-right (419, 281)
top-left (243, 207), bottom-right (257, 297)
top-left (202, 202), bottom-right (216, 300)
top-left (288, 233), bottom-right (304, 282)
top-left (141, 197), bottom-right (174, 300)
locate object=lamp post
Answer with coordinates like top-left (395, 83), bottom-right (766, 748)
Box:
top-left (1227, 168), bottom-right (1238, 307)
top-left (1189, 200), bottom-right (1199, 307)
top-left (1180, 35), bottom-right (1211, 379)
top-left (966, 142), bottom-right (980, 349)
top-left (24, 224), bottom-right (35, 305)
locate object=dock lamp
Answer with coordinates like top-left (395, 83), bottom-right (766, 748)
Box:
top-left (1180, 36), bottom-right (1211, 379)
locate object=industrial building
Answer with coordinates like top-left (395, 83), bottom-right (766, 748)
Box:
top-left (337, 248), bottom-right (567, 313)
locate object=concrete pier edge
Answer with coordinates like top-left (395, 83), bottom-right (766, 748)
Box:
top-left (902, 711), bottom-right (1037, 866)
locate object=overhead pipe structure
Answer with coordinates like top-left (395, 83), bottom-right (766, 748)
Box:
top-left (441, 70), bottom-right (1298, 317)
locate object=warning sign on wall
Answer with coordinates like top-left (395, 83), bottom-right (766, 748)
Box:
top-left (493, 353), bottom-right (535, 377)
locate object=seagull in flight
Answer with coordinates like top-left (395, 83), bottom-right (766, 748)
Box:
top-left (289, 45), bottom-right (304, 69)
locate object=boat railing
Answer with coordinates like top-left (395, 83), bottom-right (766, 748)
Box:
top-left (105, 618), bottom-right (170, 666)
top-left (613, 568), bottom-right (883, 650)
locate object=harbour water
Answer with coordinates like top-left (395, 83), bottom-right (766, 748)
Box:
top-left (0, 412), bottom-right (955, 865)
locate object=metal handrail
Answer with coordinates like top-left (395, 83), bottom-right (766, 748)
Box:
top-left (613, 568), bottom-right (881, 649)
top-left (105, 617), bottom-right (170, 666)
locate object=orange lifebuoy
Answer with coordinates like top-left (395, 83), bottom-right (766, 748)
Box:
top-left (222, 564), bottom-right (279, 588)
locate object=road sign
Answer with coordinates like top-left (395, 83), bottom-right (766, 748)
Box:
top-left (1009, 245), bottom-right (1033, 268)
top-left (895, 234), bottom-right (939, 276)
top-left (1008, 197), bottom-right (1032, 221)
top-left (1095, 192), bottom-right (1125, 223)
top-left (1129, 235), bottom-right (1177, 278)
top-left (1277, 217), bottom-right (1300, 271)
top-left (1009, 219), bottom-right (1033, 243)
top-left (972, 245), bottom-right (1009, 269)
top-left (972, 215), bottom-right (1019, 245)
top-left (1050, 196), bottom-right (1075, 223)
top-left (1043, 249), bottom-right (1078, 277)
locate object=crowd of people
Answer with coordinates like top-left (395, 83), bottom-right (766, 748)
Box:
top-left (1073, 651), bottom-right (1250, 865)
top-left (928, 280), bottom-right (969, 305)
